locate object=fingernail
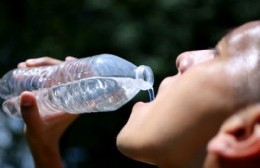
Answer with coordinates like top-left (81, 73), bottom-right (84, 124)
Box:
top-left (17, 62), bottom-right (26, 68)
top-left (26, 59), bottom-right (34, 64)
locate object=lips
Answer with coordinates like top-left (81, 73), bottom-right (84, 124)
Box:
top-left (132, 101), bottom-right (146, 111)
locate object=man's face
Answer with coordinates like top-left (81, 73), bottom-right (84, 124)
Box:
top-left (117, 21), bottom-right (260, 167)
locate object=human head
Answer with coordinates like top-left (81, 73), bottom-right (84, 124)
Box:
top-left (204, 21), bottom-right (260, 168)
top-left (116, 21), bottom-right (260, 168)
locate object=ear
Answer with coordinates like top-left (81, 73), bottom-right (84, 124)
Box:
top-left (207, 105), bottom-right (260, 159)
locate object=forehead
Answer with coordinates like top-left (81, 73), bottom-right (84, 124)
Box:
top-left (224, 21), bottom-right (260, 45)
top-left (217, 21), bottom-right (260, 57)
top-left (228, 21), bottom-right (260, 36)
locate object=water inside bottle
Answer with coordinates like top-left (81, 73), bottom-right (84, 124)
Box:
top-left (2, 76), bottom-right (155, 118)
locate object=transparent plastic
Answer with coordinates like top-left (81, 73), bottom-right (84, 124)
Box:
top-left (0, 54), bottom-right (154, 119)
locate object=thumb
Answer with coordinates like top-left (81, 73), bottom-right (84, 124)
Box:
top-left (20, 91), bottom-right (44, 133)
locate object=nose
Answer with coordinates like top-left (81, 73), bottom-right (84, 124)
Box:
top-left (176, 50), bottom-right (215, 74)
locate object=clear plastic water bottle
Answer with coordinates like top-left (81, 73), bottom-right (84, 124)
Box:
top-left (0, 54), bottom-right (154, 119)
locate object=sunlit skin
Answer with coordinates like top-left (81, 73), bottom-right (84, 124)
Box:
top-left (116, 21), bottom-right (260, 168)
top-left (18, 56), bottom-right (79, 168)
top-left (18, 21), bottom-right (260, 168)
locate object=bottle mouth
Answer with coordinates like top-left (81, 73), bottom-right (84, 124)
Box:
top-left (135, 65), bottom-right (154, 89)
top-left (0, 79), bottom-right (10, 99)
top-left (2, 98), bottom-right (22, 119)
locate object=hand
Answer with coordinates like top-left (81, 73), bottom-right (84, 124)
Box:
top-left (19, 57), bottom-right (79, 168)
top-left (17, 56), bottom-right (76, 68)
top-left (21, 92), bottom-right (78, 168)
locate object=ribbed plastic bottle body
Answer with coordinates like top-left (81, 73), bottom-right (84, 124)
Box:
top-left (0, 66), bottom-right (56, 99)
top-left (0, 54), bottom-right (137, 99)
top-left (1, 54), bottom-right (154, 119)
top-left (2, 77), bottom-right (152, 119)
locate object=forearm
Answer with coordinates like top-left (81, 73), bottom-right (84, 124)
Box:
top-left (29, 143), bottom-right (63, 168)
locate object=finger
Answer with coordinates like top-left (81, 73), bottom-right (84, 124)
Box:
top-left (59, 112), bottom-right (79, 126)
top-left (47, 112), bottom-right (79, 136)
top-left (45, 109), bottom-right (79, 124)
top-left (65, 56), bottom-right (78, 61)
top-left (17, 62), bottom-right (27, 68)
top-left (20, 91), bottom-right (44, 133)
top-left (25, 57), bottom-right (63, 67)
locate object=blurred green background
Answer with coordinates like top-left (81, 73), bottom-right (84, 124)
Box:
top-left (0, 0), bottom-right (259, 167)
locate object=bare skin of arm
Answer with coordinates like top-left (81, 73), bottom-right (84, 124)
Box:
top-left (19, 57), bottom-right (78, 168)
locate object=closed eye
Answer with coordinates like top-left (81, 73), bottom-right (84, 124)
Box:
top-left (213, 49), bottom-right (219, 58)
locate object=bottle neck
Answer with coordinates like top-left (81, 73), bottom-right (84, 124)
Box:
top-left (135, 65), bottom-right (154, 90)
